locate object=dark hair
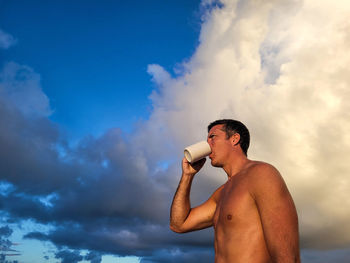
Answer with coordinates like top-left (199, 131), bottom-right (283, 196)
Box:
top-left (207, 119), bottom-right (250, 156)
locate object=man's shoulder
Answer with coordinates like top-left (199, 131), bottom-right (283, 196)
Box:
top-left (247, 161), bottom-right (280, 175)
top-left (245, 161), bottom-right (286, 193)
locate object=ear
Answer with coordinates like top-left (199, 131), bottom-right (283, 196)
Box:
top-left (230, 133), bottom-right (241, 147)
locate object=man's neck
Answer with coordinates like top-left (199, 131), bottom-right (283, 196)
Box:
top-left (223, 154), bottom-right (251, 179)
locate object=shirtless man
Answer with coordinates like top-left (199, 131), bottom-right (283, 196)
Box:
top-left (170, 119), bottom-right (300, 263)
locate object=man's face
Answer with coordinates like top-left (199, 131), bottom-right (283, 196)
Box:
top-left (207, 124), bottom-right (232, 167)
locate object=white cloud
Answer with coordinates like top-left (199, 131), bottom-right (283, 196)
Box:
top-left (0, 62), bottom-right (52, 117)
top-left (145, 0), bottom-right (350, 250)
top-left (0, 29), bottom-right (17, 49)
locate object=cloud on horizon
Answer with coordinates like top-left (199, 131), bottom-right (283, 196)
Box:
top-left (1, 0), bottom-right (350, 262)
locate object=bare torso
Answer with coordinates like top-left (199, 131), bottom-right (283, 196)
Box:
top-left (213, 161), bottom-right (271, 263)
top-left (171, 124), bottom-right (299, 262)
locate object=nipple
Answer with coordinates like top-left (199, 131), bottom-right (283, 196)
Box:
top-left (227, 214), bottom-right (232, 220)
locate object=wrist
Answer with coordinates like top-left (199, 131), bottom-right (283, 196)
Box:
top-left (181, 172), bottom-right (196, 180)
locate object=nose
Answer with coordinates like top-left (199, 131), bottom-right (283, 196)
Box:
top-left (207, 138), bottom-right (213, 147)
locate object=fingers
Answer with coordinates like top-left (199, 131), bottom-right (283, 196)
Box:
top-left (182, 157), bottom-right (206, 175)
top-left (182, 157), bottom-right (206, 165)
top-left (192, 158), bottom-right (206, 169)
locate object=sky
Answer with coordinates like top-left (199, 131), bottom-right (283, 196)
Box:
top-left (1, 0), bottom-right (350, 262)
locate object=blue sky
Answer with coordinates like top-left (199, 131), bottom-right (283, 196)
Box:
top-left (1, 0), bottom-right (350, 262)
top-left (1, 1), bottom-right (203, 262)
top-left (1, 0), bottom-right (200, 138)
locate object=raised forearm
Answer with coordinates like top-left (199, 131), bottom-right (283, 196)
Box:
top-left (170, 174), bottom-right (194, 232)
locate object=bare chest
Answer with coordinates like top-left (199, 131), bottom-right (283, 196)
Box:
top-left (213, 177), bottom-right (258, 229)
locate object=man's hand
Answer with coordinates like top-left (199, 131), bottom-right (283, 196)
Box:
top-left (182, 157), bottom-right (206, 176)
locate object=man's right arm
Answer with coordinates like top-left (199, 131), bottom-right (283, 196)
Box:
top-left (170, 158), bottom-right (221, 233)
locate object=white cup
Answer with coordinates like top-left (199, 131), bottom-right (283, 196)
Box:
top-left (184, 141), bottom-right (212, 163)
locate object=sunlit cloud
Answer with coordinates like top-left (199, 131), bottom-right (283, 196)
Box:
top-left (146, 0), bottom-right (350, 251)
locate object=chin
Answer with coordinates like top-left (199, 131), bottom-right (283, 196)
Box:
top-left (210, 159), bottom-right (222, 168)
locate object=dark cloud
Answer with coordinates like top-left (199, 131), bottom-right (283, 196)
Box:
top-left (0, 61), bottom-right (214, 261)
top-left (0, 226), bottom-right (12, 238)
top-left (0, 225), bottom-right (20, 262)
top-left (24, 221), bottom-right (213, 258)
top-left (55, 249), bottom-right (83, 263)
top-left (0, 97), bottom-right (80, 195)
top-left (23, 231), bottom-right (48, 241)
top-left (84, 251), bottom-right (102, 263)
